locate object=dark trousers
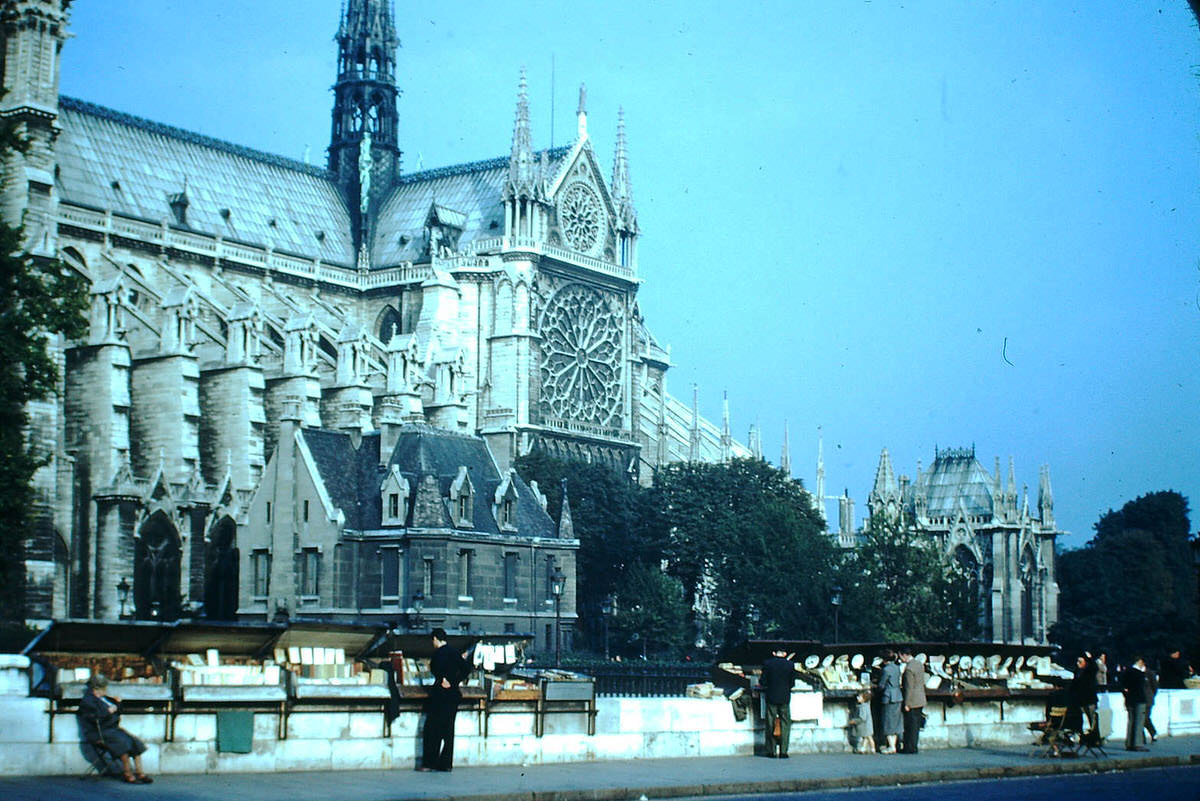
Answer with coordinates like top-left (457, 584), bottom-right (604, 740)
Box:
top-left (902, 706), bottom-right (923, 753)
top-left (1144, 700), bottom-right (1157, 739)
top-left (764, 701), bottom-right (791, 755)
top-left (1125, 702), bottom-right (1147, 749)
top-left (422, 690), bottom-right (460, 770)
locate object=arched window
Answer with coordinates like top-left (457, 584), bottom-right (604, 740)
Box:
top-left (1019, 548), bottom-right (1036, 642)
top-left (378, 306), bottom-right (403, 344)
top-left (204, 517), bottom-right (239, 620)
top-left (135, 512), bottom-right (182, 621)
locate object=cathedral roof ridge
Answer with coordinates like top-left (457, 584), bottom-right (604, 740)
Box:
top-left (58, 95), bottom-right (333, 180)
top-left (398, 145), bottom-right (570, 186)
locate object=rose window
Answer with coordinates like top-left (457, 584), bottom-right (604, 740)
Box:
top-left (539, 286), bottom-right (623, 426)
top-left (558, 183), bottom-right (603, 253)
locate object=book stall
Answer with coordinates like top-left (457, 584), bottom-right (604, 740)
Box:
top-left (26, 621), bottom-right (178, 742)
top-left (712, 640), bottom-right (1073, 730)
top-left (481, 667), bottom-right (596, 736)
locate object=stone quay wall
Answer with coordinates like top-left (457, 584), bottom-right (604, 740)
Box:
top-left (2, 656), bottom-right (1199, 776)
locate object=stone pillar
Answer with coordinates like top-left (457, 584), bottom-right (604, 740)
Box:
top-left (199, 364), bottom-right (266, 490)
top-left (265, 402), bottom-right (302, 618)
top-left (129, 352), bottom-right (200, 484)
top-left (64, 339), bottom-right (132, 618)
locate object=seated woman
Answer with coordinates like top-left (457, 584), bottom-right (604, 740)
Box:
top-left (77, 674), bottom-right (152, 783)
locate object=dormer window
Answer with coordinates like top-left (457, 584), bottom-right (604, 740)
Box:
top-left (380, 466), bottom-right (410, 526)
top-left (493, 468), bottom-right (521, 532)
top-left (449, 465), bottom-right (473, 528)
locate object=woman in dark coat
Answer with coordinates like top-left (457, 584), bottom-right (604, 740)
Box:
top-left (1070, 654), bottom-right (1099, 732)
top-left (877, 650), bottom-right (902, 754)
top-left (77, 674), bottom-right (152, 783)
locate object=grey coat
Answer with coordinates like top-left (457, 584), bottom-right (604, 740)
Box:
top-left (878, 662), bottom-right (902, 703)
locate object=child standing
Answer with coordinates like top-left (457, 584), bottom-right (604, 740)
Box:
top-left (854, 689), bottom-right (876, 754)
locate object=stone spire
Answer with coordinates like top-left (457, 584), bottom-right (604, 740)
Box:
top-left (814, 428), bottom-right (826, 524)
top-left (869, 447), bottom-right (901, 524)
top-left (748, 420), bottom-right (763, 460)
top-left (688, 384), bottom-right (700, 462)
top-left (872, 448), bottom-right (898, 497)
top-left (576, 83), bottom-right (588, 140)
top-left (557, 478), bottom-right (575, 539)
top-left (720, 391), bottom-right (732, 463)
top-left (1005, 456), bottom-right (1017, 514)
top-left (505, 68), bottom-right (537, 199)
top-left (611, 109), bottom-right (638, 230)
top-left (1038, 464), bottom-right (1055, 527)
top-left (780, 419), bottom-right (791, 476)
top-left (329, 0), bottom-right (401, 246)
top-left (611, 107), bottom-right (639, 269)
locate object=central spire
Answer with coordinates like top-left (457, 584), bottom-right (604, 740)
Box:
top-left (329, 0), bottom-right (401, 251)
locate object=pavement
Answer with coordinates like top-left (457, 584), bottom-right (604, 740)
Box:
top-left (1, 736), bottom-right (1198, 801)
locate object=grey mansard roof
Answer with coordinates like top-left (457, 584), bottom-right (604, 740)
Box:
top-left (57, 97), bottom-right (356, 265)
top-left (301, 424), bottom-right (559, 538)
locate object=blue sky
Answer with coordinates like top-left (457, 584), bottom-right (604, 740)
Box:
top-left (59, 1), bottom-right (1200, 548)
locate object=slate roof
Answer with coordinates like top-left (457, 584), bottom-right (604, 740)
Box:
top-left (372, 148), bottom-right (570, 267)
top-left (300, 425), bottom-right (559, 538)
top-left (905, 450), bottom-right (996, 519)
top-left (56, 97), bottom-right (356, 266)
top-left (56, 95), bottom-right (574, 273)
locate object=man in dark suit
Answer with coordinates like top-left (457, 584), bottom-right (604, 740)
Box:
top-left (419, 627), bottom-right (470, 771)
top-left (1160, 649), bottom-right (1191, 689)
top-left (1121, 656), bottom-right (1149, 751)
top-left (759, 648), bottom-right (796, 758)
top-left (899, 648), bottom-right (927, 754)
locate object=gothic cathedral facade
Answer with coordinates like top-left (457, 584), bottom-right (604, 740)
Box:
top-left (1, 1), bottom-right (746, 625)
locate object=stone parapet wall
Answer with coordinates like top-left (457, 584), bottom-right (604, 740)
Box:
top-left (3, 655), bottom-right (1199, 777)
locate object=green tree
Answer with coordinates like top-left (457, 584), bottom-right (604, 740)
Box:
top-left (0, 116), bottom-right (89, 621)
top-left (514, 451), bottom-right (656, 653)
top-left (650, 458), bottom-right (836, 652)
top-left (608, 561), bottom-right (690, 659)
top-left (839, 515), bottom-right (982, 642)
top-left (1051, 491), bottom-right (1196, 662)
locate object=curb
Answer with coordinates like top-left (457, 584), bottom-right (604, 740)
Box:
top-left (420, 753), bottom-right (1200, 801)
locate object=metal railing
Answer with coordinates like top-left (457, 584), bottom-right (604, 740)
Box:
top-left (529, 661), bottom-right (713, 697)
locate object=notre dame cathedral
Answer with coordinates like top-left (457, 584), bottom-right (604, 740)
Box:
top-left (1, 0), bottom-right (748, 631)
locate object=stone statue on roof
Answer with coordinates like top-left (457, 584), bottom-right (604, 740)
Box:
top-left (358, 130), bottom-right (374, 213)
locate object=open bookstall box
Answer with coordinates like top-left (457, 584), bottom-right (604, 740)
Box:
top-left (24, 621), bottom-right (176, 704)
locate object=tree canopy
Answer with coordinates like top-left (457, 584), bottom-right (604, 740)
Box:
top-left (1051, 490), bottom-right (1196, 664)
top-left (837, 515), bottom-right (982, 643)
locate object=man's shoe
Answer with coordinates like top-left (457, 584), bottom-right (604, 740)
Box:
top-left (416, 767), bottom-right (434, 772)
top-left (780, 754), bottom-right (789, 759)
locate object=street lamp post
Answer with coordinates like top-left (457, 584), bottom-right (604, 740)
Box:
top-left (601, 595), bottom-right (614, 660)
top-left (550, 566), bottom-right (565, 667)
top-left (410, 590), bottom-right (425, 632)
top-left (831, 584), bottom-right (843, 644)
top-left (116, 577), bottom-right (131, 620)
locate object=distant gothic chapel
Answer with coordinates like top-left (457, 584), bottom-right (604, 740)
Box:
top-left (1, 1), bottom-right (746, 630)
top-left (863, 447), bottom-right (1061, 644)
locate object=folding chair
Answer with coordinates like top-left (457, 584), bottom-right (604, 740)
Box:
top-left (1080, 707), bottom-right (1111, 758)
top-left (1029, 706), bottom-right (1078, 757)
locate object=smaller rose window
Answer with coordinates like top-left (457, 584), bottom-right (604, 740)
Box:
top-left (559, 183), bottom-right (603, 253)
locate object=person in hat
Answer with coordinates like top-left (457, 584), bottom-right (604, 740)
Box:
top-left (758, 648), bottom-right (797, 758)
top-left (418, 627), bottom-right (470, 772)
top-left (77, 674), bottom-right (152, 783)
